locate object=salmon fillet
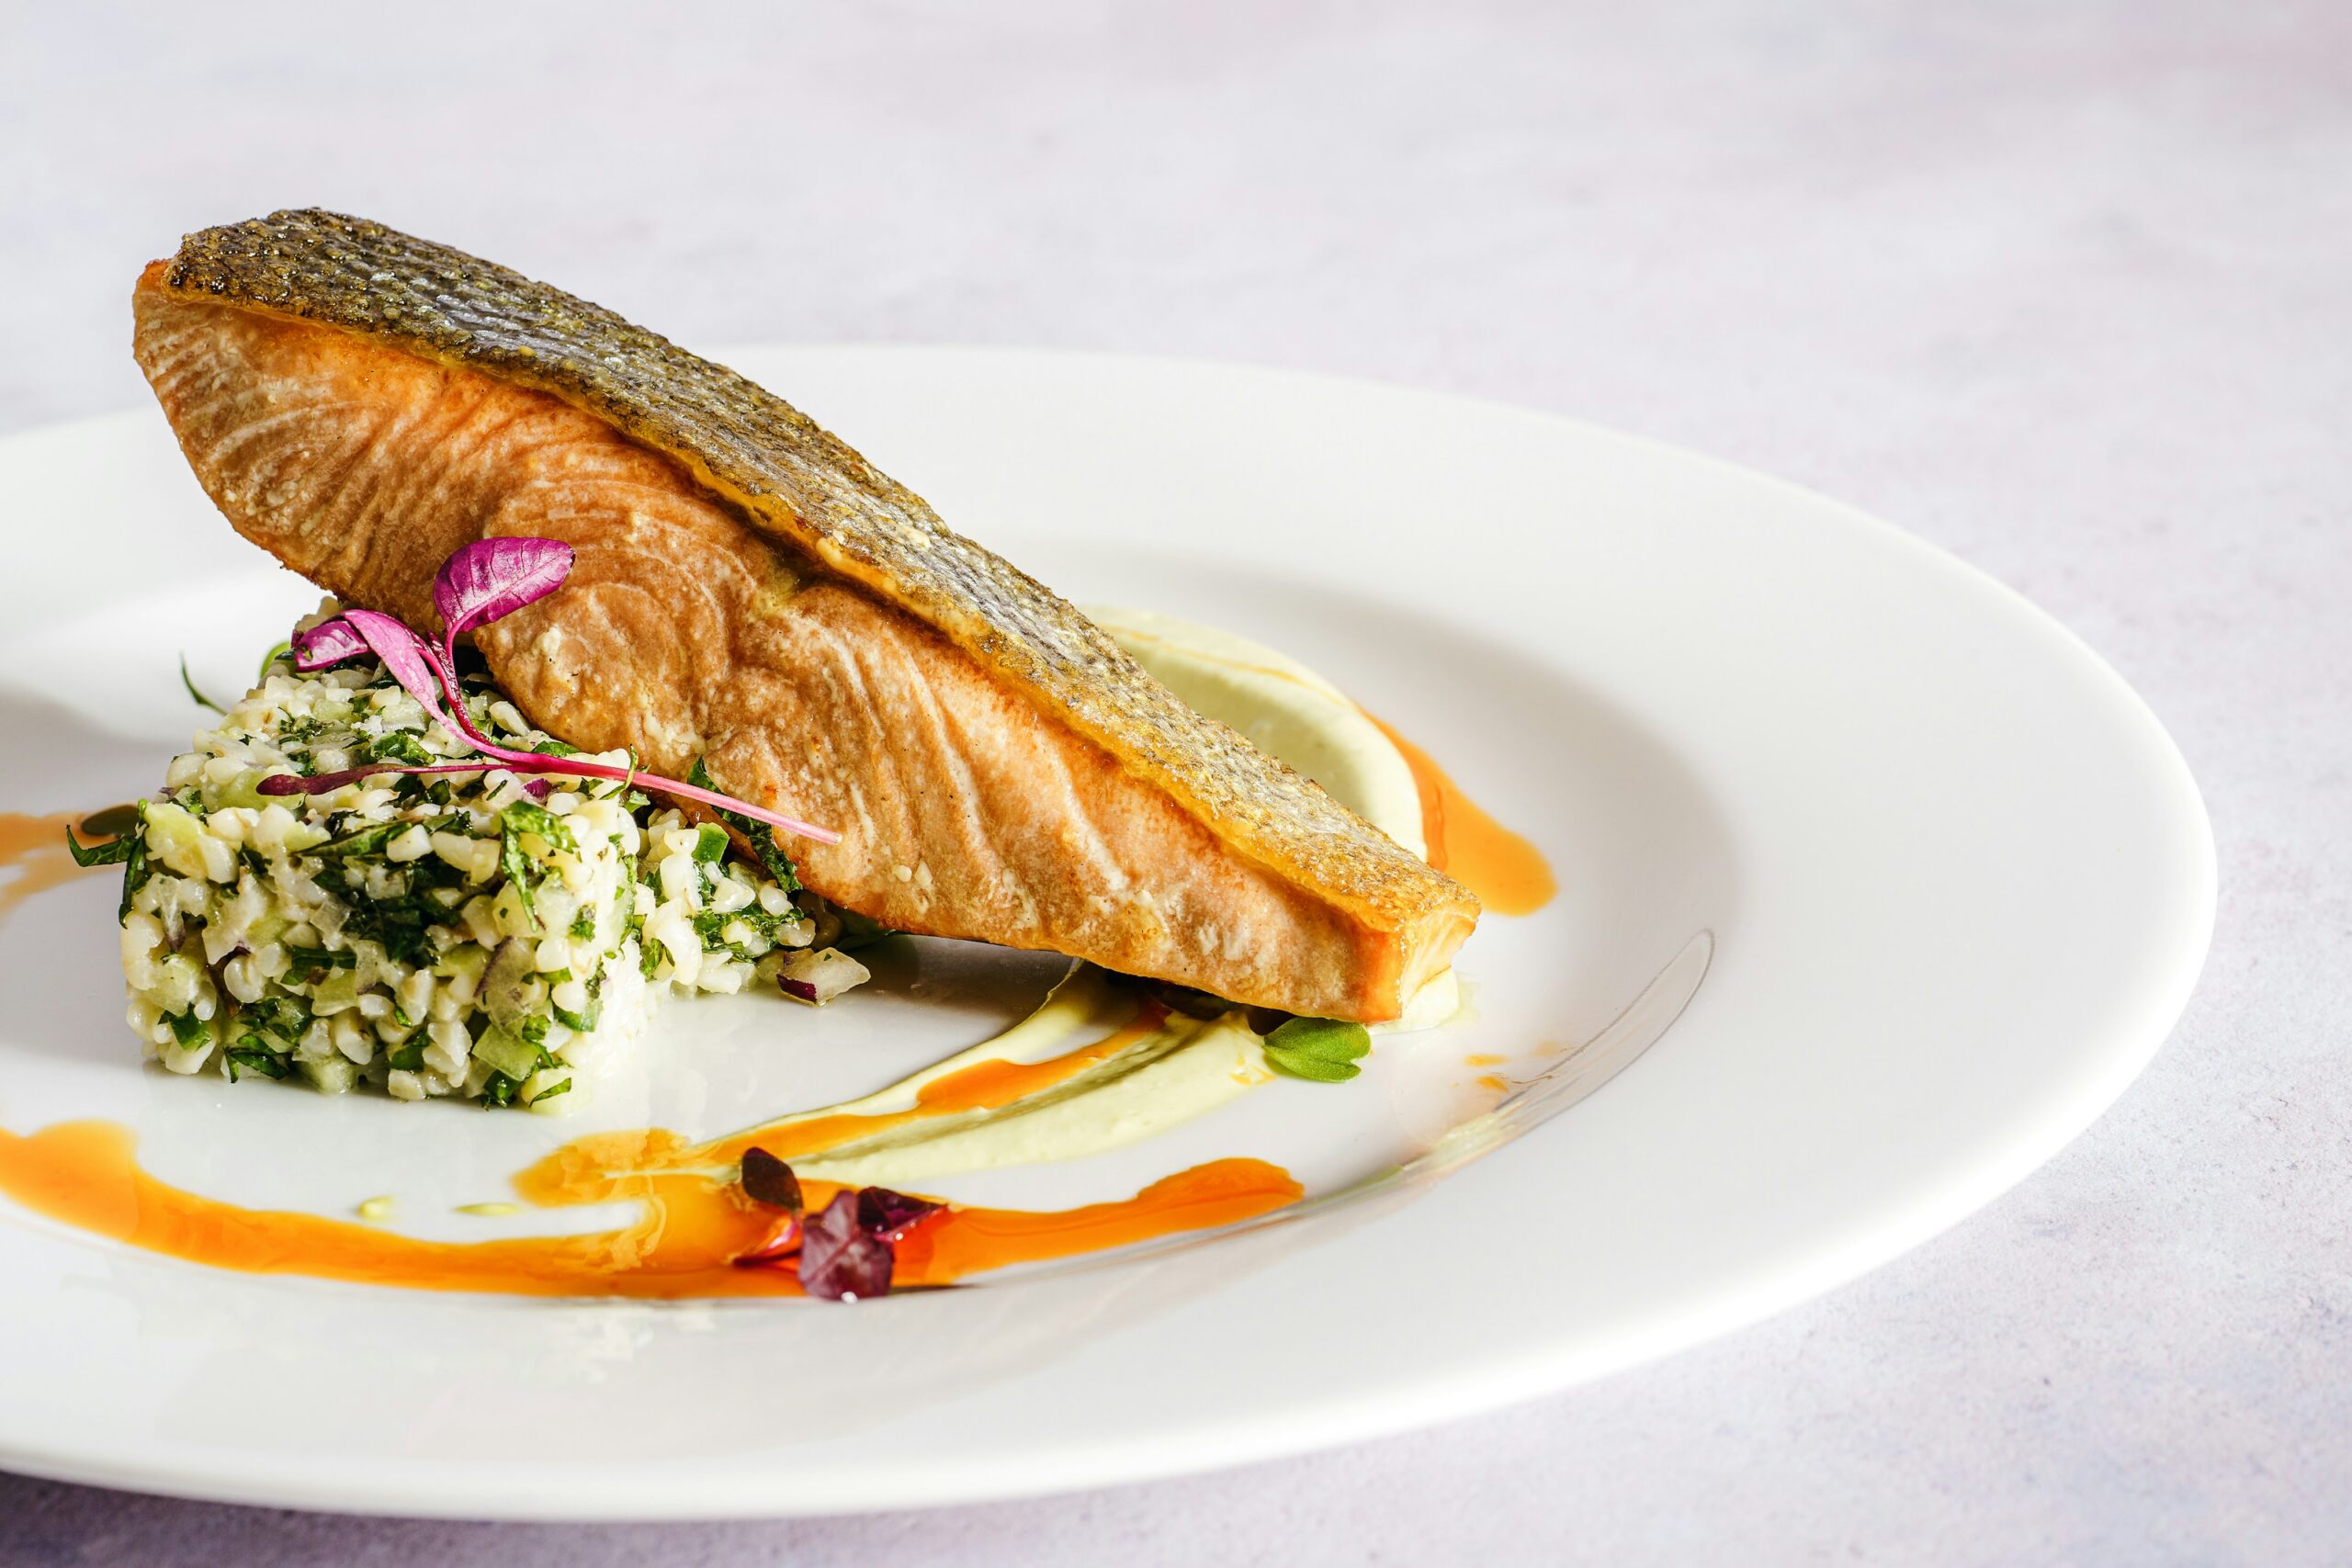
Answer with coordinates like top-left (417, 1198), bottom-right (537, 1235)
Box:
top-left (130, 210), bottom-right (1477, 1022)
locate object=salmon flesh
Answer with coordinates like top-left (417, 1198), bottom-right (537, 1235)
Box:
top-left (131, 210), bottom-right (1478, 1021)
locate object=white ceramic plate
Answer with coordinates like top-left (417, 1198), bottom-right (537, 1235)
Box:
top-left (0, 348), bottom-right (2211, 1518)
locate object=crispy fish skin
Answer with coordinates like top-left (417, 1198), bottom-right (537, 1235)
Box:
top-left (135, 210), bottom-right (1478, 1020)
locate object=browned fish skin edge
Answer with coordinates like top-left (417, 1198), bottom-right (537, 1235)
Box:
top-left (157, 209), bottom-right (1478, 945)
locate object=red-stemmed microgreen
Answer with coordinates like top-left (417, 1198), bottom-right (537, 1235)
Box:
top-left (254, 539), bottom-right (839, 845)
top-left (435, 536), bottom-right (576, 666)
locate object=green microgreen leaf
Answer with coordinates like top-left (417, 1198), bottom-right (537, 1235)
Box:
top-left (179, 654), bottom-right (226, 715)
top-left (1261, 1017), bottom-right (1372, 1084)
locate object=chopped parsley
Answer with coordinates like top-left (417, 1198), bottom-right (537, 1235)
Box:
top-left (687, 757), bottom-right (800, 894)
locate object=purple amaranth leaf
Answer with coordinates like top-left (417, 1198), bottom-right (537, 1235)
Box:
top-left (435, 536), bottom-right (576, 665)
top-left (290, 616), bottom-right (368, 671)
top-left (856, 1187), bottom-right (942, 1241)
top-left (268, 558), bottom-right (840, 846)
top-left (420, 537), bottom-right (580, 763)
top-left (342, 609), bottom-right (464, 728)
top-left (797, 1190), bottom-right (894, 1302)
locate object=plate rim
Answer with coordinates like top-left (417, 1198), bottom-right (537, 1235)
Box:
top-left (0, 344), bottom-right (2216, 1517)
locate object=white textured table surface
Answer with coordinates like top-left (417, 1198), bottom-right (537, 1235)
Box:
top-left (3, 3), bottom-right (2345, 1562)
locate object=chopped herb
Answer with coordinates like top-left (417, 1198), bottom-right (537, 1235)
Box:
top-left (239, 996), bottom-right (312, 1046)
top-left (1261, 1017), bottom-right (1373, 1083)
top-left (224, 1042), bottom-right (292, 1081)
top-left (63, 822), bottom-right (134, 867)
top-left (178, 654), bottom-right (226, 715)
top-left (165, 1010), bottom-right (211, 1052)
top-left (387, 1039), bottom-right (427, 1071)
top-left (552, 973), bottom-right (604, 1034)
top-left (284, 943), bottom-right (356, 975)
top-left (320, 821), bottom-right (408, 858)
top-left (526, 1077), bottom-right (572, 1104)
top-left (479, 1072), bottom-right (520, 1110)
top-left (692, 822), bottom-right (729, 864)
top-left (501, 799), bottom-right (577, 855)
top-left (366, 730), bottom-right (436, 765)
top-left (569, 906), bottom-right (597, 942)
top-left (688, 758), bottom-right (801, 894)
top-left (115, 806), bottom-right (152, 923)
top-left (498, 816), bottom-right (541, 931)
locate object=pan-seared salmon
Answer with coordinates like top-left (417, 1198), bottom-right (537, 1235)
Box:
top-left (130, 210), bottom-right (1477, 1022)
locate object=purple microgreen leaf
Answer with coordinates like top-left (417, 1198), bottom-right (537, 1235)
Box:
top-left (740, 1147), bottom-right (804, 1213)
top-left (435, 536), bottom-right (574, 665)
top-left (290, 616), bottom-right (369, 671)
top-left (278, 557), bottom-right (841, 848)
top-left (797, 1190), bottom-right (894, 1302)
top-left (342, 609), bottom-right (459, 728)
top-left (856, 1187), bottom-right (942, 1241)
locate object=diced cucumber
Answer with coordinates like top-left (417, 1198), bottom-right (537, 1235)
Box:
top-left (482, 939), bottom-right (542, 1032)
top-left (299, 1055), bottom-right (358, 1095)
top-left (209, 769), bottom-right (273, 811)
top-left (437, 941), bottom-right (491, 987)
top-left (470, 1022), bottom-right (543, 1083)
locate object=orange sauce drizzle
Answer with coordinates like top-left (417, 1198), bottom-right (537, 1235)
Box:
top-left (1368, 717), bottom-right (1558, 915)
top-left (677, 1003), bottom-right (1170, 1168)
top-left (0, 810), bottom-right (107, 925)
top-left (0, 703), bottom-right (1551, 1299)
top-left (0, 1119), bottom-right (1298, 1298)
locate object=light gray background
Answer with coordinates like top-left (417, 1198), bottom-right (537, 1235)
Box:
top-left (2, 2), bottom-right (2344, 1562)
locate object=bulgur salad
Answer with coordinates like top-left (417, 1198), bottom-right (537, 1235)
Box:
top-left (74, 543), bottom-right (876, 1112)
